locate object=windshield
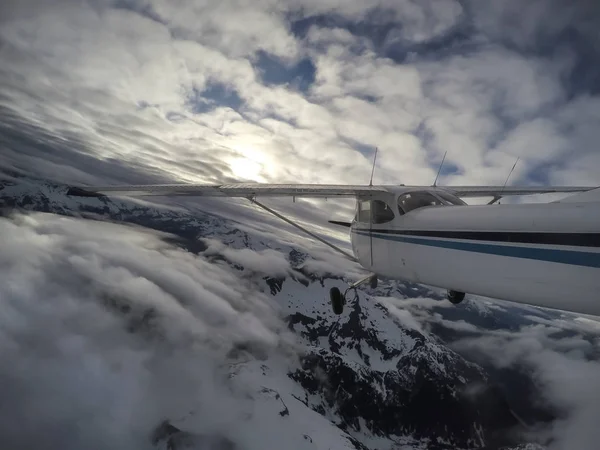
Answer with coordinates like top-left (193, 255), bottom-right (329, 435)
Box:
top-left (372, 200), bottom-right (395, 224)
top-left (435, 191), bottom-right (467, 206)
top-left (397, 192), bottom-right (444, 215)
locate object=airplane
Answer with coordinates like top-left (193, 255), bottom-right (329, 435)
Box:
top-left (67, 182), bottom-right (600, 317)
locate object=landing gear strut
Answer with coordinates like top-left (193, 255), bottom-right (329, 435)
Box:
top-left (447, 290), bottom-right (466, 304)
top-left (329, 274), bottom-right (378, 315)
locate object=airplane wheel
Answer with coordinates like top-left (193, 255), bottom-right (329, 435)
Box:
top-left (370, 276), bottom-right (378, 289)
top-left (447, 290), bottom-right (466, 305)
top-left (330, 287), bottom-right (345, 315)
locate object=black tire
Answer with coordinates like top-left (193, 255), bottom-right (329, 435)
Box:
top-left (447, 290), bottom-right (466, 304)
top-left (370, 276), bottom-right (378, 289)
top-left (330, 287), bottom-right (345, 315)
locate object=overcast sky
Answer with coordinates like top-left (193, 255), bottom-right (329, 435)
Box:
top-left (1, 0), bottom-right (599, 192)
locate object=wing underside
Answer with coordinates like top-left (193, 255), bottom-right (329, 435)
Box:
top-left (445, 186), bottom-right (595, 198)
top-left (67, 183), bottom-right (388, 198)
top-left (67, 183), bottom-right (595, 199)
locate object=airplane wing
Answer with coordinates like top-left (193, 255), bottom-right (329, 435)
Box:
top-left (67, 183), bottom-right (595, 199)
top-left (66, 183), bottom-right (389, 198)
top-left (444, 186), bottom-right (595, 198)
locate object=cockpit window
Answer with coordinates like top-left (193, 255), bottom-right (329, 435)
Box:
top-left (372, 200), bottom-right (395, 224)
top-left (397, 192), bottom-right (444, 215)
top-left (436, 191), bottom-right (467, 206)
top-left (356, 199), bottom-right (396, 224)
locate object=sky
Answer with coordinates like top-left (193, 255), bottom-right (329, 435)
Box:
top-left (2, 1), bottom-right (600, 449)
top-left (1, 0), bottom-right (599, 194)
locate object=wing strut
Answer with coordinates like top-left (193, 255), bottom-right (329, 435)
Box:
top-left (248, 198), bottom-right (357, 262)
top-left (369, 202), bottom-right (374, 267)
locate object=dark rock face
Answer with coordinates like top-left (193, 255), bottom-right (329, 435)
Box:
top-left (287, 296), bottom-right (520, 449)
top-left (264, 276), bottom-right (285, 295)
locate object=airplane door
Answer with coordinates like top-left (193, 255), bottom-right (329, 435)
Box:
top-left (370, 198), bottom-right (394, 274)
top-left (352, 199), bottom-right (373, 269)
top-left (352, 197), bottom-right (395, 272)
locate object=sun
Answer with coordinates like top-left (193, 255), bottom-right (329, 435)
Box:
top-left (229, 156), bottom-right (265, 182)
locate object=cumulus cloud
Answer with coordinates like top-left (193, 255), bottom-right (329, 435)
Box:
top-left (0, 212), bottom-right (302, 449)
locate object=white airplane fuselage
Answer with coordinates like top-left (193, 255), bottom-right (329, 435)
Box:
top-left (69, 180), bottom-right (600, 316)
top-left (350, 193), bottom-right (600, 316)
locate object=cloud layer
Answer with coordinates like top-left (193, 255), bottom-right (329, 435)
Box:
top-left (383, 293), bottom-right (600, 450)
top-left (0, 211), bottom-right (301, 449)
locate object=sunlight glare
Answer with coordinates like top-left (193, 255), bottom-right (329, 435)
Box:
top-left (230, 156), bottom-right (265, 182)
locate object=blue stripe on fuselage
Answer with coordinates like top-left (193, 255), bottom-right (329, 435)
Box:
top-left (352, 229), bottom-right (600, 268)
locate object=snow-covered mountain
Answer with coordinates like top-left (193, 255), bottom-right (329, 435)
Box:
top-left (0, 173), bottom-right (547, 450)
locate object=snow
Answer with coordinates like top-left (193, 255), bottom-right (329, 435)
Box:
top-left (169, 357), bottom-right (363, 450)
top-left (277, 277), bottom-right (419, 371)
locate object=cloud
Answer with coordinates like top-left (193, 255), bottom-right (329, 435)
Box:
top-left (447, 319), bottom-right (600, 449)
top-left (203, 238), bottom-right (292, 277)
top-left (378, 286), bottom-right (600, 450)
top-left (0, 0), bottom-right (598, 201)
top-left (534, 351), bottom-right (600, 450)
top-left (0, 211), bottom-right (303, 449)
top-left (430, 313), bottom-right (481, 333)
top-left (377, 298), bottom-right (426, 333)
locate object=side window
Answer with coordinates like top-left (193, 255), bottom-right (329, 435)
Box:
top-left (358, 200), bottom-right (371, 223)
top-left (372, 200), bottom-right (395, 224)
top-left (398, 192), bottom-right (444, 214)
top-left (357, 200), bottom-right (395, 224)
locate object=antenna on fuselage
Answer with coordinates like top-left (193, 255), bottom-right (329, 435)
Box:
top-left (433, 151), bottom-right (447, 187)
top-left (369, 147), bottom-right (378, 187)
